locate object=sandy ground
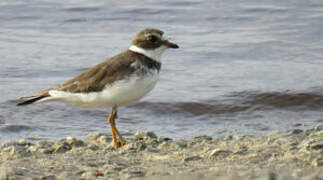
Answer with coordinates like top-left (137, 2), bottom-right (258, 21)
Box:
top-left (0, 124), bottom-right (322, 180)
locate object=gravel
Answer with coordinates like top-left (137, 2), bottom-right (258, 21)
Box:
top-left (0, 124), bottom-right (322, 180)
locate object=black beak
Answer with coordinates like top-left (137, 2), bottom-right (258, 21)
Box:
top-left (164, 40), bottom-right (179, 49)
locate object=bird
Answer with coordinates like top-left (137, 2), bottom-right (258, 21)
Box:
top-left (17, 28), bottom-right (179, 149)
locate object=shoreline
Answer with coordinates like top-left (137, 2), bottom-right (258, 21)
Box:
top-left (0, 124), bottom-right (322, 180)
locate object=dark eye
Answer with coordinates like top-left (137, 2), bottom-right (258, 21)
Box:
top-left (148, 35), bottom-right (157, 43)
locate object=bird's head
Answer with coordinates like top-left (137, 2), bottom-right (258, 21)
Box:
top-left (129, 28), bottom-right (179, 61)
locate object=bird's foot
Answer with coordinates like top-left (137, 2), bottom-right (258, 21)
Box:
top-left (119, 138), bottom-right (126, 147)
top-left (113, 139), bottom-right (126, 149)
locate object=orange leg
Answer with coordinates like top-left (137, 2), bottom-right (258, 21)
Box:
top-left (108, 107), bottom-right (118, 149)
top-left (114, 128), bottom-right (126, 146)
top-left (107, 106), bottom-right (126, 149)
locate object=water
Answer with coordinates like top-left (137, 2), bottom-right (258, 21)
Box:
top-left (0, 0), bottom-right (322, 142)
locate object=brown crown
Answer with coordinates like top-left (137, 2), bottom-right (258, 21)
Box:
top-left (131, 28), bottom-right (165, 49)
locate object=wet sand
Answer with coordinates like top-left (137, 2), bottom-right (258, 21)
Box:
top-left (0, 124), bottom-right (322, 180)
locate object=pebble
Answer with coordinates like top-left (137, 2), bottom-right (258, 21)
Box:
top-left (134, 131), bottom-right (157, 140)
top-left (208, 148), bottom-right (232, 158)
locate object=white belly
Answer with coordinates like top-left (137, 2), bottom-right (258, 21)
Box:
top-left (44, 73), bottom-right (159, 108)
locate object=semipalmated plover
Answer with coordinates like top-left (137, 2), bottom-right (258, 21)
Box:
top-left (17, 28), bottom-right (179, 149)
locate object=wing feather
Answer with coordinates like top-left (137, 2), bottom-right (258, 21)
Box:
top-left (19, 50), bottom-right (136, 99)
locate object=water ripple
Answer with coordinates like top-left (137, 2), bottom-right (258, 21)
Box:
top-left (134, 91), bottom-right (323, 116)
top-left (62, 6), bottom-right (100, 12)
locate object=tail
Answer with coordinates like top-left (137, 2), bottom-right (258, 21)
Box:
top-left (17, 95), bottom-right (48, 106)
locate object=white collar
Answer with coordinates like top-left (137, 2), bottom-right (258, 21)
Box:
top-left (129, 45), bottom-right (167, 62)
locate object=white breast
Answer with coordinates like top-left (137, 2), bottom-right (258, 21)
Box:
top-left (43, 70), bottom-right (159, 108)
